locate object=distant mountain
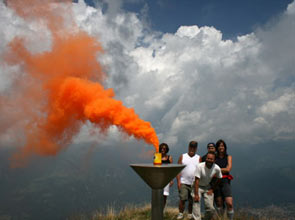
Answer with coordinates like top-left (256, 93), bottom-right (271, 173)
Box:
top-left (0, 140), bottom-right (294, 219)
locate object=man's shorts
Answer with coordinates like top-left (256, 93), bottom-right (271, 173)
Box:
top-left (179, 184), bottom-right (193, 201)
top-left (214, 178), bottom-right (232, 198)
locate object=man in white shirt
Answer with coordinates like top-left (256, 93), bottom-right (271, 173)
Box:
top-left (176, 141), bottom-right (201, 220)
top-left (192, 152), bottom-right (222, 220)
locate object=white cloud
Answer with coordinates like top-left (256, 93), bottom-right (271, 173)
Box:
top-left (259, 92), bottom-right (295, 116)
top-left (287, 1), bottom-right (295, 15)
top-left (0, 0), bottom-right (294, 149)
top-left (175, 25), bottom-right (200, 38)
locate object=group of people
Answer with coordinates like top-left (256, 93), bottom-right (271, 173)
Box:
top-left (159, 140), bottom-right (234, 220)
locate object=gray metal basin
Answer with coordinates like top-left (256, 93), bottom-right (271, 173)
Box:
top-left (130, 163), bottom-right (185, 189)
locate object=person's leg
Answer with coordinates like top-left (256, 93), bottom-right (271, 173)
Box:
top-left (225, 196), bottom-right (233, 210)
top-left (222, 180), bottom-right (234, 220)
top-left (177, 200), bottom-right (185, 219)
top-left (203, 189), bottom-right (215, 220)
top-left (188, 199), bottom-right (193, 219)
top-left (163, 184), bottom-right (169, 207)
top-left (178, 184), bottom-right (188, 219)
top-left (215, 196), bottom-right (224, 217)
top-left (225, 197), bottom-right (234, 220)
top-left (192, 188), bottom-right (202, 220)
top-left (179, 200), bottom-right (185, 213)
top-left (187, 187), bottom-right (193, 214)
top-left (214, 181), bottom-right (226, 217)
top-left (163, 195), bottom-right (167, 207)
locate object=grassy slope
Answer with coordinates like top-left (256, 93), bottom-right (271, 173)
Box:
top-left (67, 205), bottom-right (286, 220)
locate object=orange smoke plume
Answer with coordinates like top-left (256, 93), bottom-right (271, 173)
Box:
top-left (2, 0), bottom-right (159, 165)
top-left (7, 0), bottom-right (74, 34)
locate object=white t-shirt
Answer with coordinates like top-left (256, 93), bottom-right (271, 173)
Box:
top-left (194, 162), bottom-right (222, 187)
top-left (180, 153), bottom-right (200, 185)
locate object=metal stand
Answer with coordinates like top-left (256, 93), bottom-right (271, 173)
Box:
top-left (130, 164), bottom-right (185, 220)
top-left (152, 189), bottom-right (164, 220)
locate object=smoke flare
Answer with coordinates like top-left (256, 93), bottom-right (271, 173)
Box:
top-left (2, 0), bottom-right (159, 165)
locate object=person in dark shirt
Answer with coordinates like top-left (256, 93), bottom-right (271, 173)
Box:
top-left (160, 143), bottom-right (173, 207)
top-left (214, 139), bottom-right (234, 220)
top-left (201, 142), bottom-right (216, 162)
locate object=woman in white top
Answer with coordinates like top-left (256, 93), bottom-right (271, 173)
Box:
top-left (160, 143), bottom-right (173, 207)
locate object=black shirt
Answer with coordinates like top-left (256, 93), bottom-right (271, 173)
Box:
top-left (162, 155), bottom-right (171, 164)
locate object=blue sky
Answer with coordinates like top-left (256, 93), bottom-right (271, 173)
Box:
top-left (86, 0), bottom-right (293, 39)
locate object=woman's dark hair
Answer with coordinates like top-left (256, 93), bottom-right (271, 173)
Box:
top-left (215, 139), bottom-right (227, 156)
top-left (159, 143), bottom-right (169, 153)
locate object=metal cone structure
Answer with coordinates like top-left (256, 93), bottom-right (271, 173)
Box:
top-left (130, 164), bottom-right (185, 220)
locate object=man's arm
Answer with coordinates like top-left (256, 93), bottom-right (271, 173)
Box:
top-left (194, 177), bottom-right (200, 202)
top-left (177, 155), bottom-right (183, 165)
top-left (169, 155), bottom-right (174, 186)
top-left (176, 155), bottom-right (183, 190)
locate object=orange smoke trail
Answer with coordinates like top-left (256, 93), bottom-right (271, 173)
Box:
top-left (6, 0), bottom-right (74, 33)
top-left (2, 0), bottom-right (159, 165)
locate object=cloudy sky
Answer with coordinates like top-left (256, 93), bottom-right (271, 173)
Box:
top-left (0, 0), bottom-right (294, 153)
top-left (77, 0), bottom-right (295, 148)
